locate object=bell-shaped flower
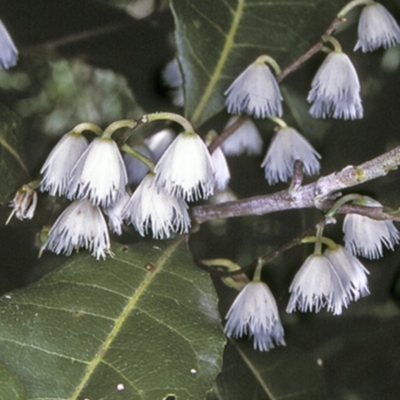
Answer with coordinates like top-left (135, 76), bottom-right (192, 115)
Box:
top-left (287, 254), bottom-right (348, 315)
top-left (221, 116), bottom-right (263, 156)
top-left (224, 267), bottom-right (285, 351)
top-left (41, 199), bottom-right (112, 259)
top-left (68, 137), bottom-right (127, 208)
top-left (103, 190), bottom-right (130, 235)
top-left (261, 127), bottom-right (320, 185)
top-left (40, 131), bottom-right (89, 196)
top-left (343, 197), bottom-right (400, 259)
top-left (211, 146), bottom-right (230, 191)
top-left (123, 144), bottom-right (153, 186)
top-left (6, 185), bottom-right (37, 224)
top-left (324, 245), bottom-right (370, 302)
top-left (307, 52), bottom-right (363, 120)
top-left (224, 56), bottom-right (283, 118)
top-left (354, 2), bottom-right (400, 52)
top-left (162, 58), bottom-right (184, 107)
top-left (123, 173), bottom-right (191, 239)
top-left (154, 132), bottom-right (214, 201)
top-left (0, 20), bottom-right (18, 69)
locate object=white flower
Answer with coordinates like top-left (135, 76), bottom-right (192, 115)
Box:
top-left (154, 132), bottom-right (214, 201)
top-left (324, 246), bottom-right (370, 302)
top-left (123, 145), bottom-right (153, 186)
top-left (287, 254), bottom-right (348, 315)
top-left (224, 58), bottom-right (283, 118)
top-left (144, 128), bottom-right (176, 162)
top-left (68, 137), bottom-right (127, 208)
top-left (0, 20), bottom-right (18, 69)
top-left (123, 173), bottom-right (191, 239)
top-left (221, 116), bottom-right (263, 156)
top-left (103, 190), bottom-right (130, 235)
top-left (211, 146), bottom-right (230, 191)
top-left (40, 132), bottom-right (89, 196)
top-left (162, 58), bottom-right (184, 106)
top-left (307, 52), bottom-right (363, 120)
top-left (343, 197), bottom-right (400, 259)
top-left (6, 185), bottom-right (37, 224)
top-left (41, 199), bottom-right (112, 259)
top-left (261, 127), bottom-right (321, 185)
top-left (224, 281), bottom-right (285, 351)
top-left (354, 2), bottom-right (400, 52)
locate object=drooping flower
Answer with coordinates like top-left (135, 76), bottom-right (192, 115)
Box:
top-left (68, 137), bottom-right (127, 208)
top-left (41, 199), bottom-right (112, 259)
top-left (0, 20), bottom-right (18, 69)
top-left (307, 52), bottom-right (363, 120)
top-left (6, 185), bottom-right (38, 224)
top-left (287, 254), bottom-right (348, 315)
top-left (343, 197), bottom-right (400, 259)
top-left (324, 245), bottom-right (370, 302)
top-left (154, 132), bottom-right (214, 201)
top-left (225, 275), bottom-right (285, 351)
top-left (162, 58), bottom-right (184, 107)
top-left (40, 131), bottom-right (89, 196)
top-left (221, 116), bottom-right (263, 156)
top-left (224, 56), bottom-right (283, 118)
top-left (123, 144), bottom-right (154, 186)
top-left (354, 2), bottom-right (400, 52)
top-left (261, 127), bottom-right (321, 185)
top-left (211, 146), bottom-right (231, 191)
top-left (123, 173), bottom-right (191, 239)
top-left (103, 190), bottom-right (130, 235)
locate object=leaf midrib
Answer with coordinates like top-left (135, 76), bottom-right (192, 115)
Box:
top-left (69, 237), bottom-right (184, 400)
top-left (190, 0), bottom-right (246, 126)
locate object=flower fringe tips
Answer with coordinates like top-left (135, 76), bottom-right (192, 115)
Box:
top-left (123, 173), bottom-right (190, 239)
top-left (343, 197), bottom-right (400, 259)
top-left (154, 132), bottom-right (214, 201)
top-left (224, 56), bottom-right (283, 118)
top-left (307, 52), bottom-right (363, 120)
top-left (225, 280), bottom-right (285, 351)
top-left (355, 2), bottom-right (400, 52)
top-left (261, 127), bottom-right (320, 185)
top-left (0, 20), bottom-right (18, 69)
top-left (41, 199), bottom-right (112, 260)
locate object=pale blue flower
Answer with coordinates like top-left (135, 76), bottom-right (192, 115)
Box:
top-left (0, 20), bottom-right (18, 69)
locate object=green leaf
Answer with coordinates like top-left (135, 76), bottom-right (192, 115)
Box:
top-left (0, 362), bottom-right (26, 400)
top-left (0, 239), bottom-right (225, 399)
top-left (211, 341), bottom-right (327, 400)
top-left (0, 104), bottom-right (28, 204)
top-left (171, 0), bottom-right (348, 127)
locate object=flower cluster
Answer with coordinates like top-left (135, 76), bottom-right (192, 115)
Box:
top-left (36, 120), bottom-right (222, 258)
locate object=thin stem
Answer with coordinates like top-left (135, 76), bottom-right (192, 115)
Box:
top-left (141, 112), bottom-right (194, 133)
top-left (252, 259), bottom-right (263, 282)
top-left (72, 122), bottom-right (102, 136)
top-left (102, 120), bottom-right (136, 139)
top-left (269, 117), bottom-right (287, 128)
top-left (322, 35), bottom-right (342, 52)
top-left (302, 235), bottom-right (338, 250)
top-left (256, 55), bottom-right (281, 75)
top-left (337, 0), bottom-right (375, 19)
top-left (121, 144), bottom-right (155, 172)
top-left (326, 193), bottom-right (364, 218)
top-left (314, 223), bottom-right (324, 255)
